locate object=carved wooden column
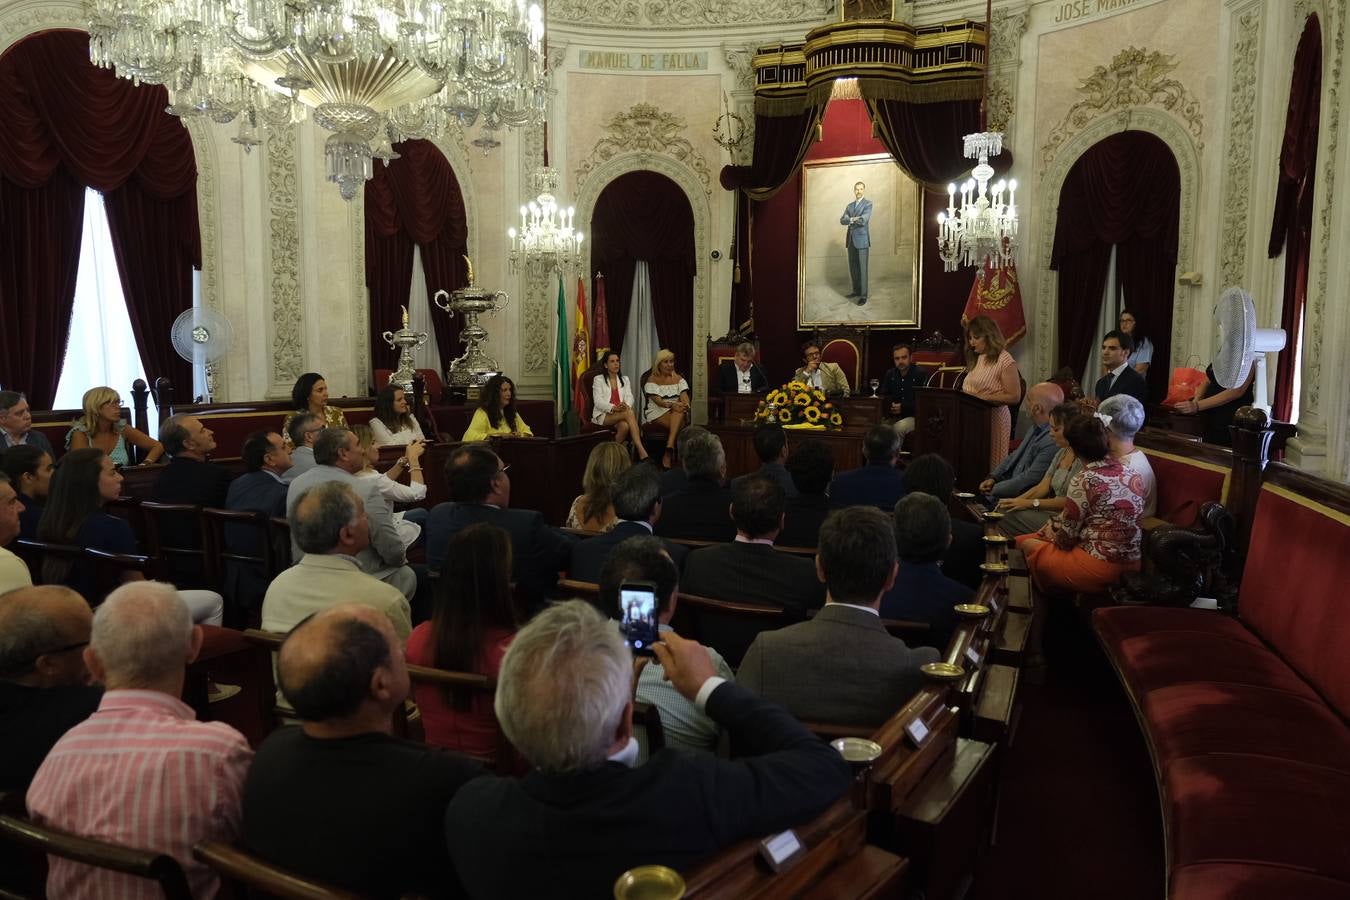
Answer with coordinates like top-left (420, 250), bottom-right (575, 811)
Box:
top-left (1228, 406), bottom-right (1274, 559)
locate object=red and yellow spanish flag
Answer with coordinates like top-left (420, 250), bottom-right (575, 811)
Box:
top-left (961, 260), bottom-right (1026, 346)
top-left (572, 278), bottom-right (591, 420)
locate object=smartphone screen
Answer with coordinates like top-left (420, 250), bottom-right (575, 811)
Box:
top-left (619, 582), bottom-right (659, 657)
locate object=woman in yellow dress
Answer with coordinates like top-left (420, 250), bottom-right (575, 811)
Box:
top-left (281, 372), bottom-right (348, 447)
top-left (462, 374), bottom-right (533, 441)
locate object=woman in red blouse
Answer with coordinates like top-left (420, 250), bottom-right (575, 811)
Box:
top-left (405, 523), bottom-right (523, 763)
top-left (1017, 414), bottom-right (1145, 595)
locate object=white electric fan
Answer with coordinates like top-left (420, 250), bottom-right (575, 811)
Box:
top-left (170, 308), bottom-right (234, 403)
top-left (1212, 287), bottom-right (1285, 411)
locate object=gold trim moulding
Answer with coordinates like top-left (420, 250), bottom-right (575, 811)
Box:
top-left (804, 22), bottom-right (987, 55)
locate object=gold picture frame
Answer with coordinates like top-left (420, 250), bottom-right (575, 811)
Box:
top-left (797, 153), bottom-right (923, 328)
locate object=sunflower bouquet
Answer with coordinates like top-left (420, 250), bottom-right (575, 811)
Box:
top-left (753, 381), bottom-right (844, 430)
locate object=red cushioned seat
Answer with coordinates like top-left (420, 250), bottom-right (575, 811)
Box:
top-left (1167, 755), bottom-right (1350, 881)
top-left (1094, 607), bottom-right (1262, 654)
top-left (1112, 630), bottom-right (1317, 700)
top-left (1142, 682), bottom-right (1350, 773)
top-left (1171, 862), bottom-right (1350, 900)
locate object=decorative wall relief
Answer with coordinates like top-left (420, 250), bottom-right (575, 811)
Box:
top-left (575, 103), bottom-right (714, 194)
top-left (266, 127), bottom-right (304, 394)
top-left (1304, 1), bottom-right (1342, 417)
top-left (520, 122), bottom-right (553, 377)
top-left (550, 0), bottom-right (829, 29)
top-left (184, 118), bottom-right (226, 394)
top-left (1217, 6), bottom-right (1262, 291)
top-left (1039, 47), bottom-right (1205, 172)
top-left (987, 6), bottom-right (1029, 136)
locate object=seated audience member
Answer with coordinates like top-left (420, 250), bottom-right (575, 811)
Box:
top-left (828, 424), bottom-right (907, 509)
top-left (227, 430), bottom-right (293, 520)
top-left (902, 453), bottom-right (983, 591)
top-left (286, 428), bottom-right (417, 599)
top-left (283, 412), bottom-right (323, 484)
top-left (681, 476), bottom-right (825, 615)
top-left (445, 600), bottom-right (850, 898)
top-left (151, 414), bottom-right (234, 589)
top-left (1019, 416), bottom-right (1145, 595)
top-left (569, 465), bottom-right (689, 583)
top-left (244, 605), bottom-right (482, 899)
top-left (660, 424), bottom-right (706, 497)
top-left (281, 372), bottom-right (348, 444)
top-left (996, 402), bottom-right (1086, 536)
top-left (65, 386), bottom-right (163, 465)
top-left (566, 441), bottom-right (630, 531)
top-left (425, 444), bottom-right (573, 611)
top-left (264, 481), bottom-right (412, 641)
top-left (27, 582), bottom-right (252, 899)
top-left (1093, 330), bottom-right (1149, 407)
top-left (717, 341), bottom-right (768, 394)
top-left (598, 536), bottom-right (733, 753)
top-left (0, 391), bottom-right (54, 455)
top-left (463, 373), bottom-right (533, 441)
top-left (731, 423), bottom-right (797, 499)
top-left (643, 349), bottom-right (692, 469)
top-left (591, 351), bottom-right (651, 462)
top-left (738, 507), bottom-right (940, 728)
top-left (879, 342), bottom-right (923, 445)
top-left (0, 585), bottom-right (100, 790)
top-left (654, 431), bottom-right (734, 542)
top-left (0, 474), bottom-right (31, 593)
top-left (1097, 394), bottom-right (1157, 518)
top-left (777, 439), bottom-right (837, 549)
top-left (979, 382), bottom-right (1065, 499)
top-left (353, 424), bottom-right (427, 550)
top-left (1, 445), bottom-right (51, 539)
top-left (37, 450), bottom-right (223, 623)
top-left (406, 524), bottom-right (521, 759)
top-left (369, 383), bottom-right (427, 446)
top-left (882, 493), bottom-right (973, 650)
top-left (794, 340), bottom-right (850, 396)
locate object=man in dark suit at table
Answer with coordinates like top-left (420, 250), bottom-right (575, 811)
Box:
top-left (569, 465), bottom-right (688, 583)
top-left (903, 453), bottom-right (983, 591)
top-left (879, 342), bottom-right (925, 447)
top-left (1092, 330), bottom-right (1150, 407)
top-left (655, 431), bottom-right (734, 542)
top-left (778, 439), bottom-right (837, 549)
top-left (881, 492), bottom-right (973, 650)
top-left (827, 424), bottom-right (906, 510)
top-left (445, 600), bottom-right (850, 898)
top-left (737, 507), bottom-right (939, 728)
top-left (426, 444), bottom-right (574, 611)
top-left (680, 476), bottom-right (824, 616)
top-left (730, 423), bottom-right (796, 499)
top-left (716, 342), bottom-right (769, 395)
top-left (223, 430), bottom-right (294, 622)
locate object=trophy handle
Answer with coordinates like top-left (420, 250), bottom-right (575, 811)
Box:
top-left (433, 289), bottom-right (451, 313)
top-left (381, 330), bottom-right (396, 345)
top-left (416, 333), bottom-right (429, 347)
top-left (492, 291), bottom-right (510, 313)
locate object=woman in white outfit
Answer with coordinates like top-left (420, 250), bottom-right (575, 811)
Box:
top-left (352, 424), bottom-right (428, 550)
top-left (369, 385), bottom-right (427, 446)
top-left (643, 348), bottom-right (691, 470)
top-left (590, 351), bottom-right (650, 462)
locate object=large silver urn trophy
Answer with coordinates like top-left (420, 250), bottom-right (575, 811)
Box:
top-left (435, 257), bottom-right (509, 397)
top-left (381, 306), bottom-right (429, 392)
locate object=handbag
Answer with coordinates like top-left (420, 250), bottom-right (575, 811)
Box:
top-left (1163, 356), bottom-right (1207, 407)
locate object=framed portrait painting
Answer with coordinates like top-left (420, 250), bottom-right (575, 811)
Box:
top-left (797, 153), bottom-right (922, 328)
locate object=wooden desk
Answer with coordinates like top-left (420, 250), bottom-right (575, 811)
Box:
top-left (711, 425), bottom-right (865, 478)
top-left (720, 393), bottom-right (886, 428)
top-left (491, 431), bottom-right (613, 525)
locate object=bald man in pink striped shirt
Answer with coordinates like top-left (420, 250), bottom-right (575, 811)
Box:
top-left (26, 581), bottom-right (253, 899)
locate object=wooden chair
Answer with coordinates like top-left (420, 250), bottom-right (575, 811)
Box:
top-left (926, 365), bottom-right (967, 390)
top-left (374, 367), bottom-right (444, 403)
top-left (706, 336), bottom-right (760, 424)
top-left (820, 334), bottom-right (862, 391)
top-left (12, 539), bottom-right (164, 597)
top-left (670, 592), bottom-right (797, 668)
top-left (0, 812), bottom-right (192, 900)
top-left (201, 507), bottom-right (277, 629)
top-left (140, 501), bottom-right (216, 586)
top-left (193, 841), bottom-right (362, 900)
top-left (269, 517), bottom-right (294, 569)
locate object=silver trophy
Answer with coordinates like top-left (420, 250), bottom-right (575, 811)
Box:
top-left (434, 256), bottom-right (509, 396)
top-left (381, 306), bottom-right (429, 392)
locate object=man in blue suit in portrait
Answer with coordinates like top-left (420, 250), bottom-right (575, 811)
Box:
top-left (840, 181), bottom-right (872, 305)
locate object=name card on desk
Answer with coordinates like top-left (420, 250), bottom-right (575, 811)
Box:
top-left (966, 645), bottom-right (983, 667)
top-left (905, 717), bottom-right (930, 747)
top-left (758, 829), bottom-right (804, 872)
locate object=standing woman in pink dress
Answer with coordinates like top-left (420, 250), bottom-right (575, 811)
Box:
top-left (961, 315), bottom-right (1022, 468)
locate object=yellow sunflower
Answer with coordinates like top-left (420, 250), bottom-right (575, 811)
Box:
top-left (804, 406), bottom-right (822, 423)
top-left (778, 408), bottom-right (793, 423)
top-left (788, 380), bottom-right (807, 393)
top-left (829, 412), bottom-right (843, 426)
top-left (793, 393), bottom-right (810, 406)
top-left (812, 390), bottom-right (826, 402)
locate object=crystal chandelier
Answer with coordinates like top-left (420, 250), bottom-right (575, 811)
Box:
top-left (87, 0), bottom-right (550, 200)
top-left (507, 166), bottom-right (584, 276)
top-left (936, 131), bottom-right (1018, 272)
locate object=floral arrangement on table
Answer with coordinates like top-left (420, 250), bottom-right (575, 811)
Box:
top-left (753, 381), bottom-right (844, 430)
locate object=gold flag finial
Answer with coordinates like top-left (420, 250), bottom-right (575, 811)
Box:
top-left (463, 255), bottom-right (475, 286)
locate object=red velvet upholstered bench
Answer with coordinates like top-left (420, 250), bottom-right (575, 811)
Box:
top-left (1093, 477), bottom-right (1350, 900)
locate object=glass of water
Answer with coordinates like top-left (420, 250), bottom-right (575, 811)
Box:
top-left (869, 377), bottom-right (880, 397)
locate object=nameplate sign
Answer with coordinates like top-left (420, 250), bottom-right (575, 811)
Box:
top-left (966, 645), bottom-right (983, 667)
top-left (904, 717), bottom-right (930, 748)
top-left (578, 50), bottom-right (708, 72)
top-left (1045, 0), bottom-right (1168, 31)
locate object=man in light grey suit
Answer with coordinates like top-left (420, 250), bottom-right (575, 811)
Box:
top-left (840, 181), bottom-right (872, 305)
top-left (282, 413), bottom-right (322, 484)
top-left (285, 428), bottom-right (416, 599)
top-left (738, 506), bottom-right (939, 729)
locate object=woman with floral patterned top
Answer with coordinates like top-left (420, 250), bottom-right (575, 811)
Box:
top-left (1017, 414), bottom-right (1145, 595)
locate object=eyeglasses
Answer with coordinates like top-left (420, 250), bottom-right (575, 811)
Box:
top-left (496, 464), bottom-right (511, 476)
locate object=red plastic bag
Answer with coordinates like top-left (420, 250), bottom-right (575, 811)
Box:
top-left (1163, 367), bottom-right (1207, 407)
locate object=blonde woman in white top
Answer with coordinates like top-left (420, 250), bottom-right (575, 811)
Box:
top-left (353, 424), bottom-right (427, 550)
top-left (369, 384), bottom-right (427, 446)
top-left (590, 351), bottom-right (650, 462)
top-left (643, 348), bottom-right (691, 469)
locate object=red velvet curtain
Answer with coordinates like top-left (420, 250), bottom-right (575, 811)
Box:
top-left (589, 171), bottom-right (695, 376)
top-left (1051, 131), bottom-right (1179, 396)
top-left (364, 139), bottom-right (468, 378)
top-left (863, 95), bottom-right (983, 188)
top-left (1268, 15), bottom-right (1322, 422)
top-left (0, 30), bottom-right (199, 405)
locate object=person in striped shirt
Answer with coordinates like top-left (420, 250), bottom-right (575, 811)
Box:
top-left (26, 581), bottom-right (253, 900)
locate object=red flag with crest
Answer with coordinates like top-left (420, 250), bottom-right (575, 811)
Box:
top-left (961, 261), bottom-right (1026, 345)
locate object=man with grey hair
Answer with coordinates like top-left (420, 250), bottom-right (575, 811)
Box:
top-left (0, 472), bottom-right (32, 593)
top-left (660, 423), bottom-right (708, 497)
top-left (569, 465), bottom-right (688, 582)
top-left (286, 427), bottom-right (416, 599)
top-left (27, 582), bottom-right (253, 900)
top-left (151, 413), bottom-right (233, 589)
top-left (264, 481), bottom-right (411, 640)
top-left (1097, 394), bottom-right (1156, 518)
top-left (0, 585), bottom-right (101, 790)
top-left (980, 381), bottom-right (1066, 499)
top-left (0, 390), bottom-right (53, 455)
top-left (283, 412), bottom-right (324, 484)
top-left (243, 604), bottom-right (481, 898)
top-left (446, 600), bottom-right (850, 897)
top-left (655, 430), bottom-right (734, 541)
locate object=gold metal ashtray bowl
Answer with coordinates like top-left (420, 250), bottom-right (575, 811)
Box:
top-left (614, 865), bottom-right (686, 900)
top-left (954, 603), bottom-right (992, 618)
top-left (920, 661), bottom-right (966, 682)
top-left (980, 562), bottom-right (1011, 575)
top-left (831, 737), bottom-right (883, 764)
top-left (983, 533), bottom-right (1009, 543)
top-left (982, 510), bottom-right (1006, 520)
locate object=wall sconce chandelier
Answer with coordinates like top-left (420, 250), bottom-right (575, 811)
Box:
top-left (936, 131), bottom-right (1018, 272)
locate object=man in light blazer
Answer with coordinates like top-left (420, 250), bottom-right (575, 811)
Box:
top-left (793, 341), bottom-right (850, 397)
top-left (738, 506), bottom-right (939, 729)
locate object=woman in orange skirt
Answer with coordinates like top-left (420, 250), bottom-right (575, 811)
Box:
top-left (1017, 415), bottom-right (1146, 596)
top-left (961, 316), bottom-right (1022, 468)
